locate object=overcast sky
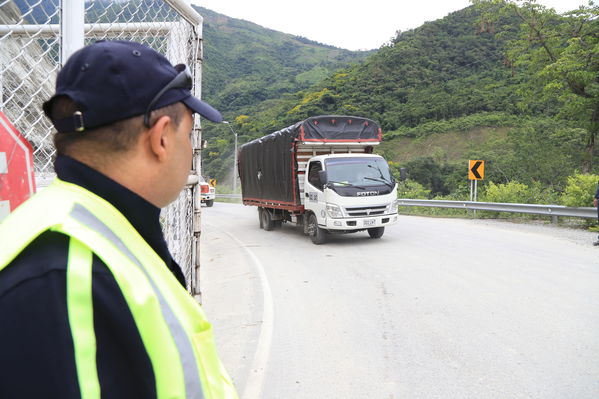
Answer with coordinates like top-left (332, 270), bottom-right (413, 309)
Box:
top-left (191, 0), bottom-right (587, 50)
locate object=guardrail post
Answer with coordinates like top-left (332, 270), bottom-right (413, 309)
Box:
top-left (552, 215), bottom-right (558, 224)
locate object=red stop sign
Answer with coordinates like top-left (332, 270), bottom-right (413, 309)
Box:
top-left (0, 111), bottom-right (36, 220)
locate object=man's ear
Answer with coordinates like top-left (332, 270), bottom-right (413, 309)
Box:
top-left (148, 115), bottom-right (172, 162)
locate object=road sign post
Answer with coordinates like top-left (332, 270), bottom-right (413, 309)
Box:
top-left (0, 111), bottom-right (36, 221)
top-left (468, 160), bottom-right (484, 216)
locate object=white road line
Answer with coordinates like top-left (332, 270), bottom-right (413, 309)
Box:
top-left (218, 228), bottom-right (274, 399)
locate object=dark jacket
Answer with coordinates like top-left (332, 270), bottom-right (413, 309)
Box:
top-left (0, 156), bottom-right (186, 398)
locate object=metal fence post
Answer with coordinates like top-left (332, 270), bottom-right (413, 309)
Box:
top-left (0, 63), bottom-right (3, 112)
top-left (60, 0), bottom-right (85, 65)
top-left (190, 25), bottom-right (204, 301)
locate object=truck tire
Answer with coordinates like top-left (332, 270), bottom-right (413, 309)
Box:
top-left (206, 199), bottom-right (214, 207)
top-left (261, 208), bottom-right (274, 231)
top-left (302, 215), bottom-right (310, 235)
top-left (308, 214), bottom-right (327, 245)
top-left (367, 227), bottom-right (385, 239)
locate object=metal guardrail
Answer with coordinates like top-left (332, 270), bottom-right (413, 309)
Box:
top-left (397, 199), bottom-right (598, 219)
top-left (216, 194), bottom-right (242, 199)
top-left (216, 195), bottom-right (597, 220)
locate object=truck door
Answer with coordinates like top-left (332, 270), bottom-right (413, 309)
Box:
top-left (305, 160), bottom-right (326, 224)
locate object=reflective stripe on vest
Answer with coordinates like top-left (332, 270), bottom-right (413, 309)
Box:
top-left (67, 237), bottom-right (101, 399)
top-left (0, 179), bottom-right (238, 399)
top-left (69, 203), bottom-right (203, 398)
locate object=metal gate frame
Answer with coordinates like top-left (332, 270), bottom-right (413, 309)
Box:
top-left (0, 0), bottom-right (206, 297)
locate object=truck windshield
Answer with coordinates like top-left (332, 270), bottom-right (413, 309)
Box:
top-left (324, 157), bottom-right (394, 187)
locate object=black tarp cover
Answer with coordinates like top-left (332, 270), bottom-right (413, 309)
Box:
top-left (239, 115), bottom-right (381, 206)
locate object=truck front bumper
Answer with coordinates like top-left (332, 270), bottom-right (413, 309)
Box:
top-left (323, 213), bottom-right (398, 231)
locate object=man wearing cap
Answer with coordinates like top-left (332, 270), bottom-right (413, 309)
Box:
top-left (0, 40), bottom-right (238, 398)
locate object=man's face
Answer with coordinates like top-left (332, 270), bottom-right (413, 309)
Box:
top-left (166, 107), bottom-right (194, 205)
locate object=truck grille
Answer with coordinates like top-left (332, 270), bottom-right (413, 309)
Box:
top-left (345, 205), bottom-right (387, 217)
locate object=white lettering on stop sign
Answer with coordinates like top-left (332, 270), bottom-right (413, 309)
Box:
top-left (0, 152), bottom-right (7, 174)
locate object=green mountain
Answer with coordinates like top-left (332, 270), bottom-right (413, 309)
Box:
top-left (192, 5), bottom-right (373, 183)
top-left (279, 6), bottom-right (523, 131)
top-left (200, 6), bottom-right (524, 185)
top-left (201, 5), bottom-right (597, 198)
top-left (10, 1), bottom-right (595, 198)
top-left (194, 6), bottom-right (371, 117)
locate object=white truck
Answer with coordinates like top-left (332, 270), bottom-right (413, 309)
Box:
top-left (238, 115), bottom-right (398, 244)
top-left (199, 176), bottom-right (215, 207)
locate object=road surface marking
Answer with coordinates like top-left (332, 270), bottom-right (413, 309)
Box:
top-left (218, 228), bottom-right (274, 399)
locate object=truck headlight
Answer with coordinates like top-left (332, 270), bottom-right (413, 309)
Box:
top-left (387, 200), bottom-right (400, 214)
top-left (326, 203), bottom-right (343, 218)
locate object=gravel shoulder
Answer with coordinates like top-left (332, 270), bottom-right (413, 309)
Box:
top-left (465, 217), bottom-right (598, 247)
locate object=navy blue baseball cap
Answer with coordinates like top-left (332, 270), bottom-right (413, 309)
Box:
top-left (43, 40), bottom-right (222, 133)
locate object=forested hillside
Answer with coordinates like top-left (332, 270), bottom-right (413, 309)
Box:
top-left (10, 0), bottom-right (597, 205)
top-left (195, 6), bottom-right (371, 116)
top-left (202, 2), bottom-right (599, 206)
top-left (202, 6), bottom-right (525, 184)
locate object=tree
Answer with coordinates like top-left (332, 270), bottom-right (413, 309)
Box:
top-left (472, 0), bottom-right (599, 172)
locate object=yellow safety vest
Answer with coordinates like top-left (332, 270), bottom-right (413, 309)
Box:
top-left (0, 179), bottom-right (238, 399)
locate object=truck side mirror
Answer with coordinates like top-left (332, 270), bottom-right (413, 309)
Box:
top-left (318, 170), bottom-right (328, 186)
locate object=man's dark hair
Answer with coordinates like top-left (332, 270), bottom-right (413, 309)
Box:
top-left (51, 96), bottom-right (186, 156)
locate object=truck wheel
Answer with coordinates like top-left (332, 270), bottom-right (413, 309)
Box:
top-left (261, 209), bottom-right (274, 231)
top-left (308, 214), bottom-right (327, 245)
top-left (206, 199), bottom-right (214, 207)
top-left (302, 215), bottom-right (310, 235)
top-left (367, 227), bottom-right (385, 239)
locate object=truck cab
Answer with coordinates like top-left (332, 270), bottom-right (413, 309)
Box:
top-left (199, 176), bottom-right (215, 207)
top-left (303, 154), bottom-right (399, 243)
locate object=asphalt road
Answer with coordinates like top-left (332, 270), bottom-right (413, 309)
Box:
top-left (199, 202), bottom-right (599, 399)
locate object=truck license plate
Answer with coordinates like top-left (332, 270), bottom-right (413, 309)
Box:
top-left (364, 219), bottom-right (375, 226)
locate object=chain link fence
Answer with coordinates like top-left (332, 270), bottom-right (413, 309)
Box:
top-left (0, 0), bottom-right (204, 294)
